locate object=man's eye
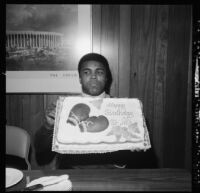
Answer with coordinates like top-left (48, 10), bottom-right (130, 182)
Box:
top-left (97, 70), bottom-right (105, 75)
top-left (83, 71), bottom-right (90, 75)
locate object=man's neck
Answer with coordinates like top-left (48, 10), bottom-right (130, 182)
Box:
top-left (81, 92), bottom-right (110, 98)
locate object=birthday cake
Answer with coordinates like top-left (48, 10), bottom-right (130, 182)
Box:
top-left (52, 97), bottom-right (151, 154)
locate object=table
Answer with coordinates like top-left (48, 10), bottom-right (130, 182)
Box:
top-left (6, 168), bottom-right (191, 191)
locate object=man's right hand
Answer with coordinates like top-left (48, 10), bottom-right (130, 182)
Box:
top-left (44, 102), bottom-right (57, 129)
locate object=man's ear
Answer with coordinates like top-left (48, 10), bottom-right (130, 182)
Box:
top-left (105, 76), bottom-right (108, 84)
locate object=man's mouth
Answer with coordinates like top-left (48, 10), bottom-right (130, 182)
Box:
top-left (90, 81), bottom-right (99, 87)
top-left (91, 83), bottom-right (97, 86)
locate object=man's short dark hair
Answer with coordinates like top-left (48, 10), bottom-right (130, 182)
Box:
top-left (78, 53), bottom-right (110, 74)
top-left (78, 53), bottom-right (112, 94)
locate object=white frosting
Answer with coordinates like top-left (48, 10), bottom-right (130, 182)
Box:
top-left (52, 97), bottom-right (151, 154)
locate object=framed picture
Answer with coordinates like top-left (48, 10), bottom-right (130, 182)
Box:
top-left (6, 4), bottom-right (92, 93)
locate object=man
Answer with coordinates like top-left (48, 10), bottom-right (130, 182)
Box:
top-left (34, 53), bottom-right (130, 169)
top-left (34, 53), bottom-right (157, 169)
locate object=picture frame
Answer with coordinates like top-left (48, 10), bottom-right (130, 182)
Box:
top-left (6, 4), bottom-right (92, 93)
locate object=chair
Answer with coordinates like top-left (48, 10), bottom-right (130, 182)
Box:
top-left (6, 125), bottom-right (31, 170)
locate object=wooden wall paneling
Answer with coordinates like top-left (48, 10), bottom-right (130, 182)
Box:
top-left (130, 5), bottom-right (157, 148)
top-left (44, 94), bottom-right (60, 109)
top-left (185, 10), bottom-right (192, 171)
top-left (101, 5), bottom-right (119, 97)
top-left (118, 5), bottom-right (131, 98)
top-left (164, 5), bottom-right (191, 168)
top-left (153, 5), bottom-right (169, 167)
top-left (130, 5), bottom-right (141, 99)
top-left (6, 95), bottom-right (23, 126)
top-left (92, 5), bottom-right (101, 54)
top-left (21, 95), bottom-right (44, 169)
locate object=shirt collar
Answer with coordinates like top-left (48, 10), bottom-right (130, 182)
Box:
top-left (81, 92), bottom-right (110, 98)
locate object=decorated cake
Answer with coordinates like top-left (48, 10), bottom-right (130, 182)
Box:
top-left (52, 97), bottom-right (151, 154)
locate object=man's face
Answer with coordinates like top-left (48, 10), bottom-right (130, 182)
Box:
top-left (79, 60), bottom-right (107, 96)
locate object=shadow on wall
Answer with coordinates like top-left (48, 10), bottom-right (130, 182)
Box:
top-left (144, 119), bottom-right (158, 168)
top-left (126, 118), bottom-right (158, 168)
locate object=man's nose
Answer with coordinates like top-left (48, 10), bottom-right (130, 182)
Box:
top-left (91, 72), bottom-right (97, 79)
